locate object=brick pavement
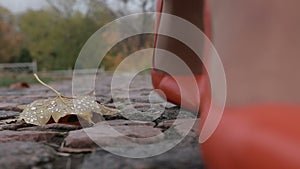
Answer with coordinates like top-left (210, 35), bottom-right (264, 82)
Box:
top-left (0, 73), bottom-right (203, 169)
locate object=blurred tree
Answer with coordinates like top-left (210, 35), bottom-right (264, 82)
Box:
top-left (16, 48), bottom-right (32, 62)
top-left (19, 10), bottom-right (59, 70)
top-left (19, 0), bottom-right (115, 70)
top-left (101, 0), bottom-right (155, 70)
top-left (0, 6), bottom-right (22, 63)
top-left (85, 0), bottom-right (116, 24)
top-left (17, 0), bottom-right (155, 70)
top-left (113, 0), bottom-right (155, 16)
top-left (0, 5), bottom-right (12, 20)
top-left (46, 0), bottom-right (79, 18)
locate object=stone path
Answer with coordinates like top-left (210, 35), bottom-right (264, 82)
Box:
top-left (0, 73), bottom-right (204, 169)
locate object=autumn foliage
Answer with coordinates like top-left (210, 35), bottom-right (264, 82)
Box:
top-left (0, 0), bottom-right (155, 71)
top-left (0, 6), bottom-right (22, 63)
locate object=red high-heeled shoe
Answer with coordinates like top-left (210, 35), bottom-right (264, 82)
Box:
top-left (152, 69), bottom-right (210, 113)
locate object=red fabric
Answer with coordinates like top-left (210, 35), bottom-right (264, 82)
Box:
top-left (153, 1), bottom-right (300, 168)
top-left (202, 104), bottom-right (300, 169)
top-left (200, 1), bottom-right (300, 168)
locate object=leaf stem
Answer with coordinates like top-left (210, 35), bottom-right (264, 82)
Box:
top-left (34, 73), bottom-right (62, 97)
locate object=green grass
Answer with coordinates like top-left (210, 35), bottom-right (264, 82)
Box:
top-left (0, 73), bottom-right (53, 87)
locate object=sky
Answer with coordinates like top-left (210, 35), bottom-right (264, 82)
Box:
top-left (0, 0), bottom-right (48, 13)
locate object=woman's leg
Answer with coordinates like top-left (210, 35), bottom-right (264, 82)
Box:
top-left (154, 0), bottom-right (205, 74)
top-left (152, 0), bottom-right (210, 112)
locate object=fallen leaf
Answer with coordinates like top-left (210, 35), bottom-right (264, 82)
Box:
top-left (9, 82), bottom-right (30, 89)
top-left (18, 74), bottom-right (119, 126)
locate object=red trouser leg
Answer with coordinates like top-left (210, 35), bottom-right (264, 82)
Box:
top-left (153, 1), bottom-right (300, 169)
top-left (199, 2), bottom-right (300, 168)
top-left (202, 105), bottom-right (300, 169)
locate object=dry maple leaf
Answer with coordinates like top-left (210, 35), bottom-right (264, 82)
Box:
top-left (19, 74), bottom-right (119, 126)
